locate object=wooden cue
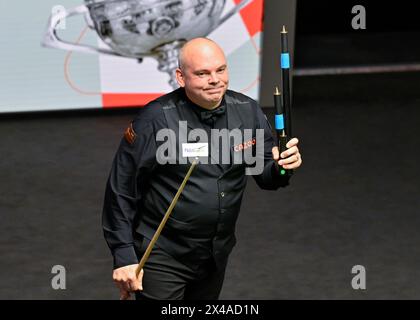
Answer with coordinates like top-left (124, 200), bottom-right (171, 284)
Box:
top-left (135, 158), bottom-right (198, 277)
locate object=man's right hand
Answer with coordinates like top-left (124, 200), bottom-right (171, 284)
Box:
top-left (113, 264), bottom-right (144, 300)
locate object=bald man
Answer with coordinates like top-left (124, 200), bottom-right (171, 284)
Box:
top-left (102, 38), bottom-right (302, 300)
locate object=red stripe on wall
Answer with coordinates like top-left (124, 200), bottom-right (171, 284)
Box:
top-left (102, 93), bottom-right (164, 108)
top-left (233, 0), bottom-right (264, 37)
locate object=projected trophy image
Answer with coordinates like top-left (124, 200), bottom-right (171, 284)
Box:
top-left (42, 0), bottom-right (253, 88)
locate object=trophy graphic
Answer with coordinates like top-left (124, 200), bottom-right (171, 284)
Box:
top-left (42, 0), bottom-right (254, 88)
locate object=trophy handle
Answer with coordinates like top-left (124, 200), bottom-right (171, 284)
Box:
top-left (42, 5), bottom-right (141, 58)
top-left (217, 0), bottom-right (254, 27)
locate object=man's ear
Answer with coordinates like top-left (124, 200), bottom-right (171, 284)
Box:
top-left (175, 68), bottom-right (185, 87)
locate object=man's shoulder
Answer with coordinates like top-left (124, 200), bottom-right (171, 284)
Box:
top-left (225, 89), bottom-right (258, 107)
top-left (154, 87), bottom-right (184, 108)
top-left (130, 89), bottom-right (183, 130)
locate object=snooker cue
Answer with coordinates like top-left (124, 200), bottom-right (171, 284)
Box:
top-left (135, 158), bottom-right (198, 277)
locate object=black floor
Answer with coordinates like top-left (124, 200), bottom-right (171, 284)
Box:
top-left (1, 71), bottom-right (420, 299)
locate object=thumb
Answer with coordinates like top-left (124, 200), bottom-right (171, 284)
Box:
top-left (272, 147), bottom-right (279, 160)
top-left (137, 268), bottom-right (144, 291)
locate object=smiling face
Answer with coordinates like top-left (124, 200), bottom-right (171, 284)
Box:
top-left (175, 38), bottom-right (229, 110)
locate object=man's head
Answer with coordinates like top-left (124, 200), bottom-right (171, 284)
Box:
top-left (175, 38), bottom-right (229, 110)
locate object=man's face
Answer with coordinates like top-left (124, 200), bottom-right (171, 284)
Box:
top-left (176, 46), bottom-right (229, 109)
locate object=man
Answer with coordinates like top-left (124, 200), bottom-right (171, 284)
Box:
top-left (102, 38), bottom-right (302, 300)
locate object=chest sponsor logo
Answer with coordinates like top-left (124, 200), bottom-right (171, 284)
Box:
top-left (234, 138), bottom-right (256, 152)
top-left (182, 143), bottom-right (209, 157)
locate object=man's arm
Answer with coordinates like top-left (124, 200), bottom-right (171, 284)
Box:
top-left (102, 111), bottom-right (159, 269)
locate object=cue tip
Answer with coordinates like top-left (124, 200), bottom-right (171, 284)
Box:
top-left (281, 25), bottom-right (288, 33)
top-left (274, 86), bottom-right (281, 95)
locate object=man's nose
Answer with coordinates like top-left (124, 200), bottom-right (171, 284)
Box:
top-left (208, 72), bottom-right (220, 84)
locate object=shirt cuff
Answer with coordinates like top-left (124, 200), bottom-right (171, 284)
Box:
top-left (112, 245), bottom-right (139, 269)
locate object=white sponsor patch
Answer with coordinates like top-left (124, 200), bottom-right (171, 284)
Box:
top-left (182, 143), bottom-right (208, 158)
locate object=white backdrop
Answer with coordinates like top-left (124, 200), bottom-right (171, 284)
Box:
top-left (0, 0), bottom-right (263, 113)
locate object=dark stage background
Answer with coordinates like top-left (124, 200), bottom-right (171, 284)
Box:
top-left (1, 0), bottom-right (420, 299)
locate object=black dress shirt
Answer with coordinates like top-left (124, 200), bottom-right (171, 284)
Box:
top-left (102, 88), bottom-right (290, 270)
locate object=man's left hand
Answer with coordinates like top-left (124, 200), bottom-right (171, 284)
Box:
top-left (272, 137), bottom-right (302, 170)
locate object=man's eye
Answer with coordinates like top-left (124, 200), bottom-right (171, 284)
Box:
top-left (217, 68), bottom-right (225, 73)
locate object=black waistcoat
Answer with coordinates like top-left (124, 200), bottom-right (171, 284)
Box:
top-left (135, 88), bottom-right (257, 270)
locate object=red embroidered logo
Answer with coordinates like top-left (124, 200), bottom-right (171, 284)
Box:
top-left (124, 123), bottom-right (137, 145)
top-left (234, 138), bottom-right (256, 152)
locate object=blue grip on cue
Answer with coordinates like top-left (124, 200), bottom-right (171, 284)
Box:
top-left (281, 53), bottom-right (290, 69)
top-left (275, 114), bottom-right (284, 130)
